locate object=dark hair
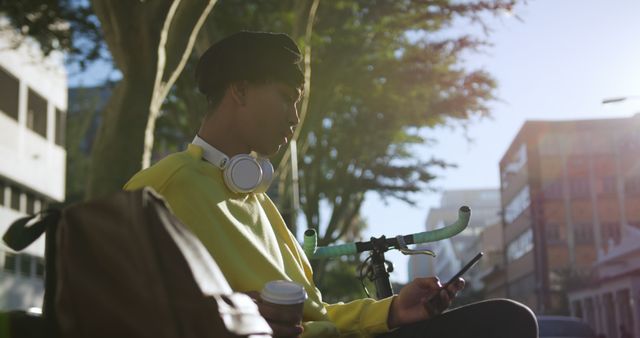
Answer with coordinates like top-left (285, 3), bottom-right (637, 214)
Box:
top-left (195, 31), bottom-right (304, 109)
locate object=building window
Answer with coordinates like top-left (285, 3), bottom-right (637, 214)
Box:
top-left (2, 252), bottom-right (44, 279)
top-left (501, 144), bottom-right (528, 189)
top-left (602, 222), bottom-right (621, 244)
top-left (572, 300), bottom-right (583, 319)
top-left (26, 192), bottom-right (36, 214)
top-left (617, 289), bottom-right (635, 335)
top-left (10, 185), bottom-right (21, 211)
top-left (584, 298), bottom-right (595, 325)
top-left (55, 108), bottom-right (66, 146)
top-left (505, 186), bottom-right (531, 223)
top-left (0, 66), bottom-right (19, 121)
top-left (41, 199), bottom-right (49, 212)
top-left (507, 229), bottom-right (533, 262)
top-left (4, 252), bottom-right (17, 272)
top-left (601, 176), bottom-right (616, 195)
top-left (543, 181), bottom-right (562, 199)
top-left (621, 134), bottom-right (640, 150)
top-left (574, 223), bottom-right (594, 244)
top-left (27, 88), bottom-right (48, 138)
top-left (568, 156), bottom-right (588, 174)
top-left (0, 180), bottom-right (5, 206)
top-left (570, 177), bottom-right (590, 198)
top-left (33, 198), bottom-right (42, 213)
top-left (603, 293), bottom-right (617, 338)
top-left (18, 254), bottom-right (31, 276)
top-left (35, 257), bottom-right (45, 277)
top-left (507, 274), bottom-right (536, 299)
top-left (545, 223), bottom-right (561, 243)
top-left (625, 177), bottom-right (640, 195)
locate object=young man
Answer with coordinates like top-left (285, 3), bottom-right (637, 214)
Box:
top-left (125, 31), bottom-right (536, 338)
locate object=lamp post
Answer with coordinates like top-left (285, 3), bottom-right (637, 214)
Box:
top-left (602, 95), bottom-right (640, 119)
top-left (599, 95), bottom-right (639, 257)
top-left (601, 96), bottom-right (640, 105)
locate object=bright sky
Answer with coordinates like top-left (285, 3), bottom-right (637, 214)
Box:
top-left (361, 0), bottom-right (640, 284)
top-left (67, 0), bottom-right (640, 286)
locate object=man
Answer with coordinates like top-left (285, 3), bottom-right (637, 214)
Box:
top-left (125, 31), bottom-right (536, 338)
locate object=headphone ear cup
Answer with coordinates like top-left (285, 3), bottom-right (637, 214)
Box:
top-left (255, 158), bottom-right (274, 193)
top-left (223, 155), bottom-right (263, 194)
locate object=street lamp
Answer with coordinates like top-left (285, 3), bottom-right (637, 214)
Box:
top-left (601, 96), bottom-right (640, 105)
top-left (599, 94), bottom-right (638, 265)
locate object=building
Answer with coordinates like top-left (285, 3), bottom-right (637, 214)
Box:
top-left (475, 220), bottom-right (507, 299)
top-left (567, 224), bottom-right (640, 338)
top-left (407, 189), bottom-right (501, 291)
top-left (0, 25), bottom-right (67, 310)
top-left (498, 116), bottom-right (640, 316)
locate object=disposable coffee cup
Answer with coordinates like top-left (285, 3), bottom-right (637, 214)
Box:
top-left (260, 280), bottom-right (307, 324)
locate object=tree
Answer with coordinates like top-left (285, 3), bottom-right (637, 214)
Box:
top-left (87, 0), bottom-right (217, 198)
top-left (317, 258), bottom-right (370, 303)
top-left (287, 1), bottom-right (515, 280)
top-left (150, 0), bottom-right (518, 284)
top-left (0, 0), bottom-right (104, 69)
top-left (64, 84), bottom-right (114, 206)
top-left (0, 0), bottom-right (217, 198)
top-left (2, 0), bottom-right (520, 289)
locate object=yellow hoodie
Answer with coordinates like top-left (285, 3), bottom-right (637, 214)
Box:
top-left (124, 144), bottom-right (394, 337)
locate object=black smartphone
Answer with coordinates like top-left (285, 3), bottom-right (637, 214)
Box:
top-left (444, 251), bottom-right (484, 288)
top-left (426, 252), bottom-right (483, 315)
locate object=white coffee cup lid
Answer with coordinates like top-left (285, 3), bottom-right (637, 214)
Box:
top-left (261, 280), bottom-right (308, 305)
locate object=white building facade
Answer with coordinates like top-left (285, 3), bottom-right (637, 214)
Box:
top-left (407, 189), bottom-right (501, 290)
top-left (0, 24), bottom-right (67, 310)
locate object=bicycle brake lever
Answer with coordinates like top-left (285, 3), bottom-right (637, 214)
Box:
top-left (395, 235), bottom-right (436, 257)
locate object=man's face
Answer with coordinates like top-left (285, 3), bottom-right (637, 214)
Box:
top-left (237, 82), bottom-right (301, 156)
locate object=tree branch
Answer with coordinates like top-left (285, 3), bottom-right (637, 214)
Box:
top-left (142, 0), bottom-right (217, 168)
top-left (276, 0), bottom-right (320, 174)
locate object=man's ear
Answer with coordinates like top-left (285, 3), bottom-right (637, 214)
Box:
top-left (229, 81), bottom-right (248, 106)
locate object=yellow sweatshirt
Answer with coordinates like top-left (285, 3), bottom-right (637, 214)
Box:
top-left (124, 144), bottom-right (393, 337)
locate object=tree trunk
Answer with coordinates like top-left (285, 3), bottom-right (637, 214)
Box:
top-left (87, 75), bottom-right (155, 198)
top-left (86, 0), bottom-right (165, 198)
top-left (86, 0), bottom-right (216, 198)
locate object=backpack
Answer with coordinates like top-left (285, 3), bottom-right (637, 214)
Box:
top-left (2, 188), bottom-right (271, 338)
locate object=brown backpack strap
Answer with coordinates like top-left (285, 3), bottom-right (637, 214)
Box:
top-left (3, 210), bottom-right (59, 251)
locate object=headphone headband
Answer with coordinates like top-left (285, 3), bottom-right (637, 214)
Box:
top-left (191, 135), bottom-right (273, 194)
top-left (192, 135), bottom-right (229, 169)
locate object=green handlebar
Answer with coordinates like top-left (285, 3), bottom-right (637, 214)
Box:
top-left (412, 206), bottom-right (470, 243)
top-left (302, 229), bottom-right (318, 258)
top-left (303, 206), bottom-right (470, 260)
top-left (302, 230), bottom-right (357, 258)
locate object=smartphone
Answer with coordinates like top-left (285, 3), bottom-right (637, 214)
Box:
top-left (444, 251), bottom-right (484, 288)
top-left (426, 252), bottom-right (483, 315)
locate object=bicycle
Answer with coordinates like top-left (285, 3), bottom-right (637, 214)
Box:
top-left (302, 206), bottom-right (471, 299)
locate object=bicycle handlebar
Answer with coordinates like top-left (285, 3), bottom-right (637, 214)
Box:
top-left (303, 206), bottom-right (471, 259)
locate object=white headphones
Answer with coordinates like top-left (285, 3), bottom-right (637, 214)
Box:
top-left (192, 135), bottom-right (274, 194)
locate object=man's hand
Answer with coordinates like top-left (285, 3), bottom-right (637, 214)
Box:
top-left (245, 291), bottom-right (304, 338)
top-left (387, 276), bottom-right (465, 329)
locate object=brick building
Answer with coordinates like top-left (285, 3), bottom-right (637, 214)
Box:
top-left (497, 115), bottom-right (640, 314)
